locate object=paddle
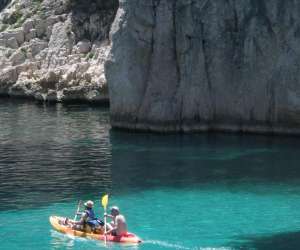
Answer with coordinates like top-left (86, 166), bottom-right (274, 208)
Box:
top-left (73, 200), bottom-right (82, 221)
top-left (101, 194), bottom-right (109, 244)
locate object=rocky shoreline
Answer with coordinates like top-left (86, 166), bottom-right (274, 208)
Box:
top-left (0, 0), bottom-right (117, 104)
top-left (3, 0), bottom-right (300, 135)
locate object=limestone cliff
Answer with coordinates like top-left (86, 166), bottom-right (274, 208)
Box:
top-left (106, 0), bottom-right (300, 134)
top-left (0, 0), bottom-right (118, 102)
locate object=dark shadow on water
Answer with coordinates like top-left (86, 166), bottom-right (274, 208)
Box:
top-left (231, 231), bottom-right (300, 250)
top-left (109, 130), bottom-right (300, 193)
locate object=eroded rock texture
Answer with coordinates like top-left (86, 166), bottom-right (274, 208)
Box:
top-left (0, 0), bottom-right (118, 103)
top-left (106, 0), bottom-right (300, 133)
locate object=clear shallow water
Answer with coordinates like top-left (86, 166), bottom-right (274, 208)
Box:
top-left (1, 99), bottom-right (300, 249)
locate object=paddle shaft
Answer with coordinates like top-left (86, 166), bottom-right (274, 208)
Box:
top-left (104, 207), bottom-right (107, 244)
top-left (73, 200), bottom-right (82, 221)
top-left (101, 194), bottom-right (109, 245)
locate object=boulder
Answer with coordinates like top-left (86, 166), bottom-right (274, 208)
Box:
top-left (0, 67), bottom-right (18, 84)
top-left (8, 80), bottom-right (38, 98)
top-left (45, 89), bottom-right (58, 102)
top-left (0, 39), bottom-right (6, 47)
top-left (0, 29), bottom-right (25, 46)
top-left (35, 19), bottom-right (46, 38)
top-left (29, 39), bottom-right (48, 56)
top-left (60, 85), bottom-right (86, 101)
top-left (10, 49), bottom-right (26, 66)
top-left (76, 40), bottom-right (91, 54)
top-left (22, 19), bottom-right (35, 34)
top-left (25, 28), bottom-right (37, 41)
top-left (7, 37), bottom-right (18, 49)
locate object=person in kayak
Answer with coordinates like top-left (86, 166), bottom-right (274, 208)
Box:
top-left (73, 200), bottom-right (104, 232)
top-left (105, 206), bottom-right (128, 236)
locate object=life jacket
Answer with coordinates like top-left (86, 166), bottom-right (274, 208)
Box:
top-left (84, 208), bottom-right (96, 222)
top-left (84, 208), bottom-right (104, 228)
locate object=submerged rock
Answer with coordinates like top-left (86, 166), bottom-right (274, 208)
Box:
top-left (106, 0), bottom-right (300, 134)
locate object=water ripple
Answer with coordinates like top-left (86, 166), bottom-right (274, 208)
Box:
top-left (0, 100), bottom-right (112, 211)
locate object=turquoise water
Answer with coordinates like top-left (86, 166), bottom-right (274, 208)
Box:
top-left (1, 99), bottom-right (300, 249)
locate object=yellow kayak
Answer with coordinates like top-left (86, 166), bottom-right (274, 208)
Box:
top-left (49, 216), bottom-right (142, 244)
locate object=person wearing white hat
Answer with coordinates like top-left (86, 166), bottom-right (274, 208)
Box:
top-left (84, 200), bottom-right (94, 209)
top-left (73, 200), bottom-right (104, 232)
top-left (83, 200), bottom-right (95, 222)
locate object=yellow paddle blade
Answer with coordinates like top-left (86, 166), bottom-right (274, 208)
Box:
top-left (101, 194), bottom-right (109, 209)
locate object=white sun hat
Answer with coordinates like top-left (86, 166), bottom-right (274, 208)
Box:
top-left (84, 200), bottom-right (94, 208)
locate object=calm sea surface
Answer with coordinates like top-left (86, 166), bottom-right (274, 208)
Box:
top-left (1, 99), bottom-right (300, 250)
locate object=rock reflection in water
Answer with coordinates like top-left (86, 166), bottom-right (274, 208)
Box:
top-left (0, 100), bottom-right (112, 211)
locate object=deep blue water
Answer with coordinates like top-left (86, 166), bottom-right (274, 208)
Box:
top-left (1, 99), bottom-right (300, 249)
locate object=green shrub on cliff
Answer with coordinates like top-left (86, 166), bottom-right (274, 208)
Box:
top-left (4, 9), bottom-right (23, 25)
top-left (21, 47), bottom-right (27, 54)
top-left (86, 52), bottom-right (94, 60)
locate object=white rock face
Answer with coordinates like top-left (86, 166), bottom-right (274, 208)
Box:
top-left (22, 19), bottom-right (35, 34)
top-left (0, 0), bottom-right (118, 103)
top-left (10, 48), bottom-right (26, 65)
top-left (0, 28), bottom-right (24, 46)
top-left (106, 0), bottom-right (300, 134)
